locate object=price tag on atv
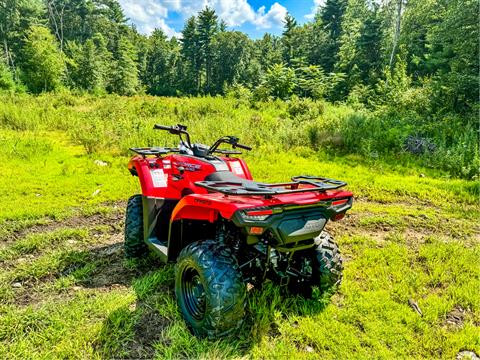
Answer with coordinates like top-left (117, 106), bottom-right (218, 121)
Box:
top-left (230, 161), bottom-right (244, 175)
top-left (150, 169), bottom-right (167, 187)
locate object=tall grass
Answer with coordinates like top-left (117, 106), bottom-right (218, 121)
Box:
top-left (0, 93), bottom-right (477, 179)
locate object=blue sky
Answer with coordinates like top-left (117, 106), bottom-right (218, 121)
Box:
top-left (118, 0), bottom-right (323, 39)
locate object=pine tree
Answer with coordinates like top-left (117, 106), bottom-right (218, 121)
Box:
top-left (335, 0), bottom-right (369, 95)
top-left (181, 16), bottom-right (200, 94)
top-left (108, 36), bottom-right (138, 95)
top-left (355, 7), bottom-right (383, 84)
top-left (318, 0), bottom-right (347, 72)
top-left (256, 34), bottom-right (283, 72)
top-left (0, 0), bottom-right (43, 80)
top-left (281, 13), bottom-right (297, 66)
top-left (79, 39), bottom-right (99, 90)
top-left (144, 29), bottom-right (180, 96)
top-left (427, 0), bottom-right (479, 113)
top-left (197, 7), bottom-right (218, 93)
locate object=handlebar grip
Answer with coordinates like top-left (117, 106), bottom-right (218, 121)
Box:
top-left (153, 124), bottom-right (172, 131)
top-left (235, 143), bottom-right (252, 151)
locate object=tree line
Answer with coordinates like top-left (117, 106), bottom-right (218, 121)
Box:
top-left (0, 0), bottom-right (478, 116)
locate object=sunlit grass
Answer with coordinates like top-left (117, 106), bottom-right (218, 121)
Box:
top-left (0, 95), bottom-right (478, 359)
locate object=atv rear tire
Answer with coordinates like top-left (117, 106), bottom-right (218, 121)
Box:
top-left (175, 240), bottom-right (246, 338)
top-left (290, 231), bottom-right (343, 297)
top-left (124, 194), bottom-right (148, 258)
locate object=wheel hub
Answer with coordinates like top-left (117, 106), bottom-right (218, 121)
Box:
top-left (182, 267), bottom-right (206, 321)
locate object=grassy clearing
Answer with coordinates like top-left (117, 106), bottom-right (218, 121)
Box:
top-left (0, 95), bottom-right (478, 359)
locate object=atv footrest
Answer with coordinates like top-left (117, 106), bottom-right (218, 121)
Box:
top-left (146, 238), bottom-right (168, 261)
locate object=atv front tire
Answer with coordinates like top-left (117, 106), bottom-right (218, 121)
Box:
top-left (124, 194), bottom-right (148, 258)
top-left (175, 240), bottom-right (246, 338)
top-left (291, 231), bottom-right (343, 297)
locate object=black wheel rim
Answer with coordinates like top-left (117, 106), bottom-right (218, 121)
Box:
top-left (181, 266), bottom-right (206, 321)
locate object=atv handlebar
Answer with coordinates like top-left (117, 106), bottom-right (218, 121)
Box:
top-left (154, 124), bottom-right (192, 148)
top-left (153, 124), bottom-right (173, 131)
top-left (234, 143), bottom-right (252, 151)
top-left (207, 136), bottom-right (252, 154)
top-left (153, 124), bottom-right (252, 155)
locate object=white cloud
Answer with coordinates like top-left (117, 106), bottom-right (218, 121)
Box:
top-left (118, 0), bottom-right (181, 37)
top-left (305, 0), bottom-right (325, 20)
top-left (253, 2), bottom-right (288, 29)
top-left (118, 0), bottom-right (288, 37)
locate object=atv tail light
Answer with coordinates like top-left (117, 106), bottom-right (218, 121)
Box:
top-left (332, 199), bottom-right (349, 207)
top-left (248, 226), bottom-right (264, 235)
top-left (246, 209), bottom-right (273, 216)
top-left (242, 209), bottom-right (273, 221)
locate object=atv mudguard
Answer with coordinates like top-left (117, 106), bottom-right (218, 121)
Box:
top-left (165, 190), bottom-right (352, 260)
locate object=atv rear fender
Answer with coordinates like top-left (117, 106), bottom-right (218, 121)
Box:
top-left (168, 191), bottom-right (352, 254)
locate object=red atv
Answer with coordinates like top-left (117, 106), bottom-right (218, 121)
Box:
top-left (125, 124), bottom-right (353, 338)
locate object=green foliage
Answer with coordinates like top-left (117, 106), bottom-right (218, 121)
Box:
top-left (20, 26), bottom-right (65, 93)
top-left (66, 34), bottom-right (110, 93)
top-left (181, 16), bottom-right (201, 93)
top-left (316, 0), bottom-right (347, 72)
top-left (0, 2), bottom-right (477, 178)
top-left (197, 7), bottom-right (219, 93)
top-left (427, 0), bottom-right (479, 114)
top-left (0, 0), bottom-right (476, 131)
top-left (211, 31), bottom-right (255, 93)
top-left (0, 59), bottom-right (15, 91)
top-left (143, 29), bottom-right (180, 96)
top-left (108, 36), bottom-right (139, 96)
top-left (0, 94), bottom-right (477, 181)
top-left (261, 63), bottom-right (296, 100)
top-left (281, 13), bottom-right (298, 66)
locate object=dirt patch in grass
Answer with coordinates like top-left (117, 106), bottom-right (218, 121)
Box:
top-left (80, 241), bottom-right (150, 290)
top-left (329, 207), bottom-right (479, 248)
top-left (132, 307), bottom-right (172, 358)
top-left (1, 201), bottom-right (126, 244)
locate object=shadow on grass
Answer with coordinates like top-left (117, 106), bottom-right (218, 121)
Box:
top-left (77, 243), bottom-right (330, 359)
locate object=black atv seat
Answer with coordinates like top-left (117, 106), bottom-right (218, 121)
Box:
top-left (204, 171), bottom-right (263, 188)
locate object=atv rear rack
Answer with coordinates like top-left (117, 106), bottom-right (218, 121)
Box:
top-left (195, 175), bottom-right (346, 196)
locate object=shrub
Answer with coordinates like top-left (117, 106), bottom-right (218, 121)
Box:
top-left (0, 61), bottom-right (15, 92)
top-left (286, 96), bottom-right (324, 121)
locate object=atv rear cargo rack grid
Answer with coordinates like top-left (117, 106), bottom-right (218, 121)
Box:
top-left (195, 175), bottom-right (346, 196)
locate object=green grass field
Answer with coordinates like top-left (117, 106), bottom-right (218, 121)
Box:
top-left (0, 95), bottom-right (479, 359)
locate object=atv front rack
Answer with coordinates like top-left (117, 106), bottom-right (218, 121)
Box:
top-left (130, 147), bottom-right (242, 157)
top-left (195, 175), bottom-right (346, 196)
top-left (130, 147), bottom-right (180, 156)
